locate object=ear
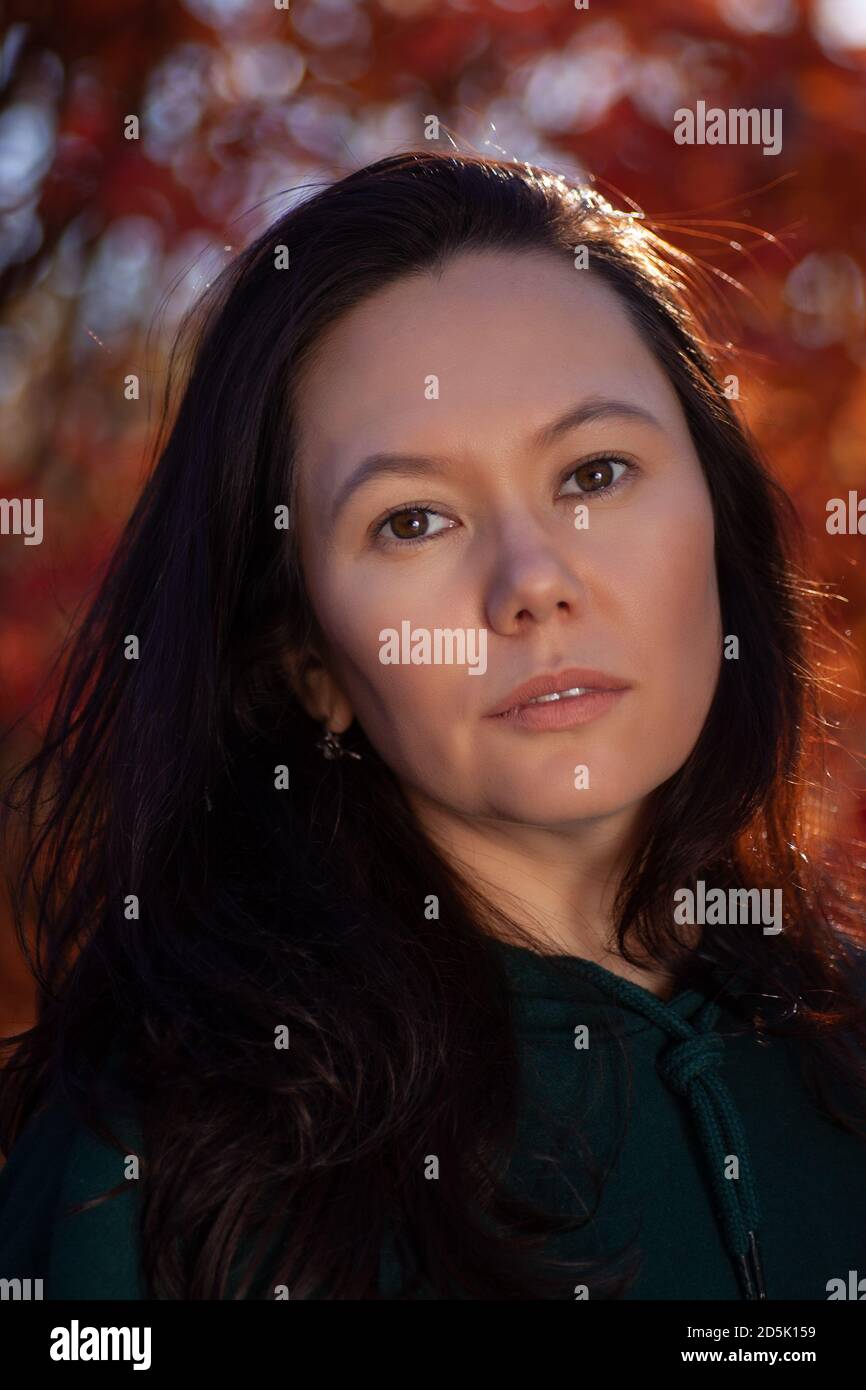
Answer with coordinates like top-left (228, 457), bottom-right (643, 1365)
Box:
top-left (281, 647), bottom-right (354, 734)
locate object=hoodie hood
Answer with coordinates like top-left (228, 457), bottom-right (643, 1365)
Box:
top-left (494, 939), bottom-right (767, 1300)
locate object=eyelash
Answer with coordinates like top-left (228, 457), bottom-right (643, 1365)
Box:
top-left (370, 453), bottom-right (638, 550)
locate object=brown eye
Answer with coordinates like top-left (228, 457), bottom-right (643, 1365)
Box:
top-left (372, 505), bottom-right (452, 549)
top-left (565, 455), bottom-right (631, 497)
top-left (387, 508), bottom-right (430, 540)
top-left (574, 459), bottom-right (615, 492)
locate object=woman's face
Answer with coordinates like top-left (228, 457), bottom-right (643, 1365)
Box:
top-left (289, 249), bottom-right (722, 829)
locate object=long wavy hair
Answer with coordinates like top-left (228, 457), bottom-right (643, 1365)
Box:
top-left (2, 149), bottom-right (865, 1300)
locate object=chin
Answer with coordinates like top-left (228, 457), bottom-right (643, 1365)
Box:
top-left (484, 777), bottom-right (644, 826)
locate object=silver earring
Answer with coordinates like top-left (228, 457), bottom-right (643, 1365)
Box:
top-left (316, 726), bottom-right (361, 761)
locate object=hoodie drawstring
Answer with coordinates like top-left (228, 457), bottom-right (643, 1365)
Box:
top-left (561, 958), bottom-right (767, 1300)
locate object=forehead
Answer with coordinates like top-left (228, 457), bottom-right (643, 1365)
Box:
top-left (292, 249), bottom-right (681, 494)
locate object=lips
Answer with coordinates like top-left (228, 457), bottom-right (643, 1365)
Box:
top-left (484, 667), bottom-right (631, 718)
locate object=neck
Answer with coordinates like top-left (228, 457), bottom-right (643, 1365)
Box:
top-left (406, 789), bottom-right (687, 1000)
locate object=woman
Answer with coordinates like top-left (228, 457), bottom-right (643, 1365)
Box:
top-left (0, 149), bottom-right (864, 1301)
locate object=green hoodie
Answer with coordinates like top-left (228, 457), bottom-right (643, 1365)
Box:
top-left (1, 939), bottom-right (865, 1300)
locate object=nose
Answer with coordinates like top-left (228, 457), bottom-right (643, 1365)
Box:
top-left (483, 515), bottom-right (587, 635)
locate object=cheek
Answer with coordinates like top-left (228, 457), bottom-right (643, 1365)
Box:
top-left (616, 494), bottom-right (721, 731)
top-left (305, 561), bottom-right (470, 744)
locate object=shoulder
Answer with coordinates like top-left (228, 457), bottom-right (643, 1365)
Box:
top-left (0, 1087), bottom-right (146, 1299)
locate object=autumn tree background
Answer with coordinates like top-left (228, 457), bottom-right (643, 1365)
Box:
top-left (1, 0), bottom-right (865, 1038)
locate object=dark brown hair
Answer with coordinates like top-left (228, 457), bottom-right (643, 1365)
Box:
top-left (2, 149), bottom-right (865, 1299)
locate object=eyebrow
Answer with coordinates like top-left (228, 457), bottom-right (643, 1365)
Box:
top-left (329, 395), bottom-right (665, 523)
